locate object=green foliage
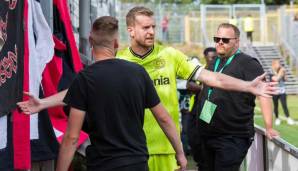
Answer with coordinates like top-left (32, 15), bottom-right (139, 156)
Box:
top-left (120, 0), bottom-right (195, 3)
top-left (200, 0), bottom-right (293, 4)
top-left (201, 0), bottom-right (259, 4)
top-left (121, 0), bottom-right (296, 4)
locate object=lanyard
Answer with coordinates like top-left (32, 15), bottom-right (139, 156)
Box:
top-left (207, 49), bottom-right (240, 99)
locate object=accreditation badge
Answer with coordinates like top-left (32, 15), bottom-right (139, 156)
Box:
top-left (199, 100), bottom-right (217, 124)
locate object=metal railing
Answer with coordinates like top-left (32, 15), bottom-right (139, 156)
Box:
top-left (243, 125), bottom-right (298, 171)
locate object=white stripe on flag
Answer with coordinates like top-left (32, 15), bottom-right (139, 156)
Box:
top-left (28, 0), bottom-right (39, 140)
top-left (54, 128), bottom-right (63, 138)
top-left (28, 0), bottom-right (54, 140)
top-left (30, 113), bottom-right (39, 139)
top-left (0, 115), bottom-right (7, 149)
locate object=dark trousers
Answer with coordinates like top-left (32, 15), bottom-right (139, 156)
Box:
top-left (197, 135), bottom-right (253, 171)
top-left (181, 112), bottom-right (191, 155)
top-left (273, 94), bottom-right (290, 118)
top-left (31, 160), bottom-right (55, 171)
top-left (115, 162), bottom-right (148, 171)
top-left (88, 162), bottom-right (148, 171)
top-left (187, 113), bottom-right (201, 164)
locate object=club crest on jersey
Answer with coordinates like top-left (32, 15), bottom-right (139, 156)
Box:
top-left (153, 76), bottom-right (170, 86)
top-left (154, 58), bottom-right (165, 69)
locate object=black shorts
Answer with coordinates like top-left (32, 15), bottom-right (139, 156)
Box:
top-left (88, 162), bottom-right (149, 171)
top-left (115, 162), bottom-right (148, 171)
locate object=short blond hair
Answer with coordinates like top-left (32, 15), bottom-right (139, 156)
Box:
top-left (126, 6), bottom-right (154, 27)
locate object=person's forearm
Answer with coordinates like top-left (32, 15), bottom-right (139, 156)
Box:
top-left (213, 72), bottom-right (250, 92)
top-left (56, 133), bottom-right (78, 171)
top-left (41, 89), bottom-right (68, 109)
top-left (259, 96), bottom-right (273, 130)
top-left (197, 69), bottom-right (251, 92)
top-left (152, 105), bottom-right (184, 155)
top-left (158, 117), bottom-right (184, 154)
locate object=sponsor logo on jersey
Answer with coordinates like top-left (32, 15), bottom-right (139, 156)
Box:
top-left (153, 75), bottom-right (170, 86)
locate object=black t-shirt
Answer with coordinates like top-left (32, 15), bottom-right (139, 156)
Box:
top-left (63, 59), bottom-right (160, 170)
top-left (198, 53), bottom-right (264, 137)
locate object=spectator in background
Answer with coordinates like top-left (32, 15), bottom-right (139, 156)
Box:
top-left (203, 47), bottom-right (217, 66)
top-left (271, 59), bottom-right (295, 125)
top-left (244, 14), bottom-right (254, 43)
top-left (161, 14), bottom-right (169, 42)
top-left (177, 79), bottom-right (192, 155)
top-left (294, 13), bottom-right (298, 21)
top-left (177, 56), bottom-right (202, 156)
top-left (187, 48), bottom-right (217, 167)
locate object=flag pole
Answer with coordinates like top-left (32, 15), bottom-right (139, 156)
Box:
top-left (79, 0), bottom-right (91, 62)
top-left (40, 0), bottom-right (53, 31)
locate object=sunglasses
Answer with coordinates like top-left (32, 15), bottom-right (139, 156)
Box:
top-left (213, 37), bottom-right (237, 44)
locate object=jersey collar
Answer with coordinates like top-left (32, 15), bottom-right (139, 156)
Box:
top-left (129, 46), bottom-right (154, 59)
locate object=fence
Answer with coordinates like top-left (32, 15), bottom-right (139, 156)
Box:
top-left (66, 1), bottom-right (298, 71)
top-left (67, 2), bottom-right (298, 46)
top-left (242, 125), bottom-right (298, 171)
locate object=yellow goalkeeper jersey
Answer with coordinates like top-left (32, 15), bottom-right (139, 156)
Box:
top-left (117, 43), bottom-right (200, 154)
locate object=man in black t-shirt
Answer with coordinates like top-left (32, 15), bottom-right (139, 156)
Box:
top-left (196, 23), bottom-right (279, 171)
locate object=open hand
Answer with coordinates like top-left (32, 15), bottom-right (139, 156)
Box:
top-left (250, 73), bottom-right (278, 97)
top-left (17, 92), bottom-right (43, 114)
top-left (266, 128), bottom-right (279, 140)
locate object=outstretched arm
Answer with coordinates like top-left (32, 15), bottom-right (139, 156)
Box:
top-left (17, 89), bottom-right (68, 114)
top-left (150, 103), bottom-right (187, 171)
top-left (195, 68), bottom-right (277, 97)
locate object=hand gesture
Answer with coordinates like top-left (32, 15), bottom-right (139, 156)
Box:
top-left (175, 153), bottom-right (187, 171)
top-left (17, 92), bottom-right (43, 114)
top-left (271, 75), bottom-right (279, 82)
top-left (250, 73), bottom-right (278, 97)
top-left (266, 128), bottom-right (279, 140)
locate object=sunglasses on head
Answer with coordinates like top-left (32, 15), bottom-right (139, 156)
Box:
top-left (213, 37), bottom-right (237, 44)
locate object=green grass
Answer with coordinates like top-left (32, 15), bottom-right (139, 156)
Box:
top-left (254, 95), bottom-right (298, 147)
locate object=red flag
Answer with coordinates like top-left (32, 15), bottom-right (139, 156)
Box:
top-left (12, 0), bottom-right (30, 169)
top-left (42, 0), bottom-right (88, 146)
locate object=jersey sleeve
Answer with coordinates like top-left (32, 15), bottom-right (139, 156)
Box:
top-left (243, 58), bottom-right (264, 81)
top-left (141, 68), bottom-right (161, 108)
top-left (174, 50), bottom-right (201, 80)
top-left (63, 73), bottom-right (88, 111)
